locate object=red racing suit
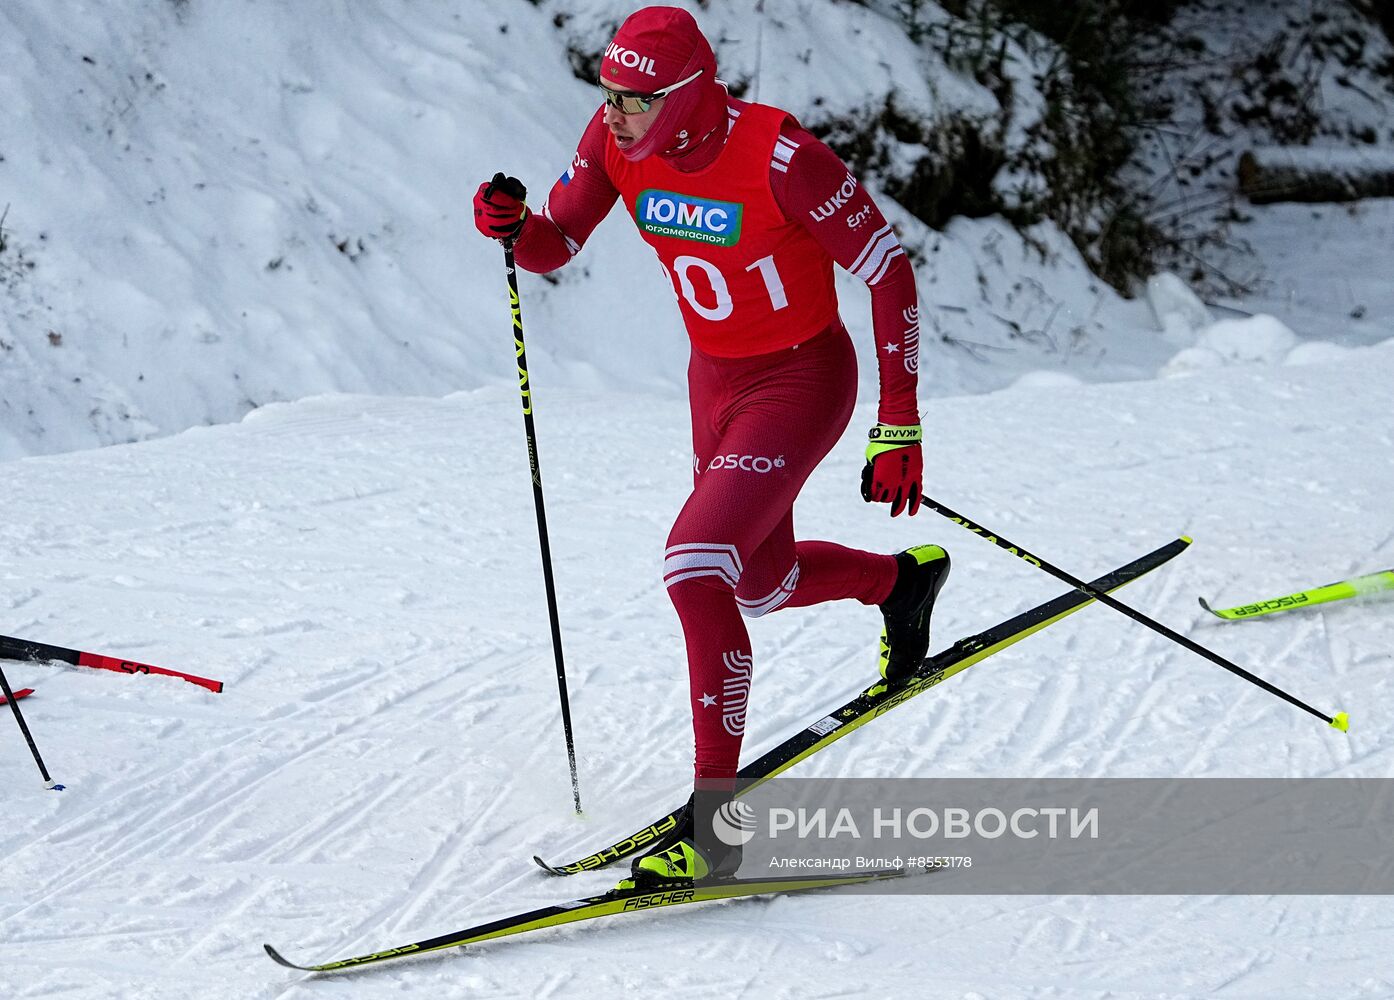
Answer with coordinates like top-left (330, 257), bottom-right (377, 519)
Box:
top-left (511, 96), bottom-right (921, 781)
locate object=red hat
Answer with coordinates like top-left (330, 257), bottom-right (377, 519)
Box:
top-left (600, 6), bottom-right (724, 163)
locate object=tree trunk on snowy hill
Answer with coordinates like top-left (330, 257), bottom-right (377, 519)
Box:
top-left (1237, 145), bottom-right (1394, 204)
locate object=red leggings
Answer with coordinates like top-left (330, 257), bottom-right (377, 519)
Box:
top-left (665, 322), bottom-right (898, 782)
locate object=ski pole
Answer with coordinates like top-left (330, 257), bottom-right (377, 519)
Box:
top-left (500, 232), bottom-right (583, 815)
top-left (0, 661), bottom-right (63, 789)
top-left (920, 496), bottom-right (1349, 732)
top-left (0, 633), bottom-right (223, 693)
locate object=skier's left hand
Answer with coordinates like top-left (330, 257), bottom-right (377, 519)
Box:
top-left (861, 423), bottom-right (923, 517)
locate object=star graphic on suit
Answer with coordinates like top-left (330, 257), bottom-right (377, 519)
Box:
top-left (882, 342), bottom-right (901, 353)
top-left (700, 693), bottom-right (717, 708)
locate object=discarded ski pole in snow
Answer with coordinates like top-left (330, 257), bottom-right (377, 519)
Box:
top-left (0, 633), bottom-right (224, 693)
top-left (0, 662), bottom-right (62, 789)
top-left (919, 496), bottom-right (1349, 733)
top-left (1200, 569), bottom-right (1394, 620)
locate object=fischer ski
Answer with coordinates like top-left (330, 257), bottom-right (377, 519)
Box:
top-left (535, 536), bottom-right (1191, 876)
top-left (0, 634), bottom-right (223, 693)
top-left (264, 868), bottom-right (902, 973)
top-left (0, 687), bottom-right (34, 705)
top-left (1200, 569), bottom-right (1394, 620)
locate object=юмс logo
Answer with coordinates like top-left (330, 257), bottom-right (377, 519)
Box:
top-left (636, 189), bottom-right (743, 246)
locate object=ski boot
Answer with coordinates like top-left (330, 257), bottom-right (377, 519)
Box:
top-left (616, 790), bottom-right (743, 890)
top-left (866, 544), bottom-right (951, 698)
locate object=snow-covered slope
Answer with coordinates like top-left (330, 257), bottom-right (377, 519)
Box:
top-left (1, 0), bottom-right (596, 458)
top-left (3, 343), bottom-right (1392, 998)
top-left (10, 1), bottom-right (1388, 462)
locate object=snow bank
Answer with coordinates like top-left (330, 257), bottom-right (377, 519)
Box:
top-left (1147, 271), bottom-right (1212, 347)
top-left (0, 1), bottom-right (1198, 461)
top-left (2, 1), bottom-right (1388, 466)
top-left (1162, 313), bottom-right (1299, 376)
top-left (1198, 313), bottom-right (1300, 362)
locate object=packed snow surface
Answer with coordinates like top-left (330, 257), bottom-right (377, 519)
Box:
top-left (4, 347), bottom-right (1394, 998)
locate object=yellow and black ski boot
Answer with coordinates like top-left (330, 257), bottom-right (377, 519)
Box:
top-left (616, 790), bottom-right (743, 890)
top-left (867, 544), bottom-right (951, 697)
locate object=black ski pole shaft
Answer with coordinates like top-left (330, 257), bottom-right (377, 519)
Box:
top-left (502, 240), bottom-right (583, 814)
top-left (0, 661), bottom-right (62, 789)
top-left (921, 495), bottom-right (1348, 732)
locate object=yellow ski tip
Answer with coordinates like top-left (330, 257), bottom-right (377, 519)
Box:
top-left (1180, 535), bottom-right (1194, 545)
top-left (1330, 712), bottom-right (1350, 733)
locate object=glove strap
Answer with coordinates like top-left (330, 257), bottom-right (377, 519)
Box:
top-left (866, 423), bottom-right (922, 460)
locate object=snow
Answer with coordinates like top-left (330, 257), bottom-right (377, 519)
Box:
top-left (2, 1), bottom-right (1394, 997)
top-left (3, 358), bottom-right (1394, 997)
top-left (1161, 312), bottom-right (1301, 375)
top-left (1220, 198), bottom-right (1394, 349)
top-left (1147, 272), bottom-right (1213, 347)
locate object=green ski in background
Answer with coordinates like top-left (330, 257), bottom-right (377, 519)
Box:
top-left (1200, 569), bottom-right (1394, 620)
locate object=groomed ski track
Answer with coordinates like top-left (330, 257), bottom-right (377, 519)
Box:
top-left (2, 351), bottom-right (1392, 999)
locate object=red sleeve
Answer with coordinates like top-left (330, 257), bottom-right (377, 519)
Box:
top-left (512, 108), bottom-right (621, 274)
top-left (771, 124), bottom-right (920, 426)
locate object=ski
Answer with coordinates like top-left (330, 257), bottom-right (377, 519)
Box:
top-left (264, 868), bottom-right (902, 973)
top-left (1200, 569), bottom-right (1394, 620)
top-left (0, 634), bottom-right (224, 694)
top-left (535, 536), bottom-right (1191, 876)
top-left (0, 687), bottom-right (34, 705)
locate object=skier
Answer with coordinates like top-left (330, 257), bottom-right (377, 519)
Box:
top-left (473, 5), bottom-right (950, 886)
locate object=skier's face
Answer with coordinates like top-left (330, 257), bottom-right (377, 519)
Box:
top-left (601, 91), bottom-right (663, 151)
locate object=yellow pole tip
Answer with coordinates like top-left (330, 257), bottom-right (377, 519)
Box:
top-left (1330, 712), bottom-right (1350, 732)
